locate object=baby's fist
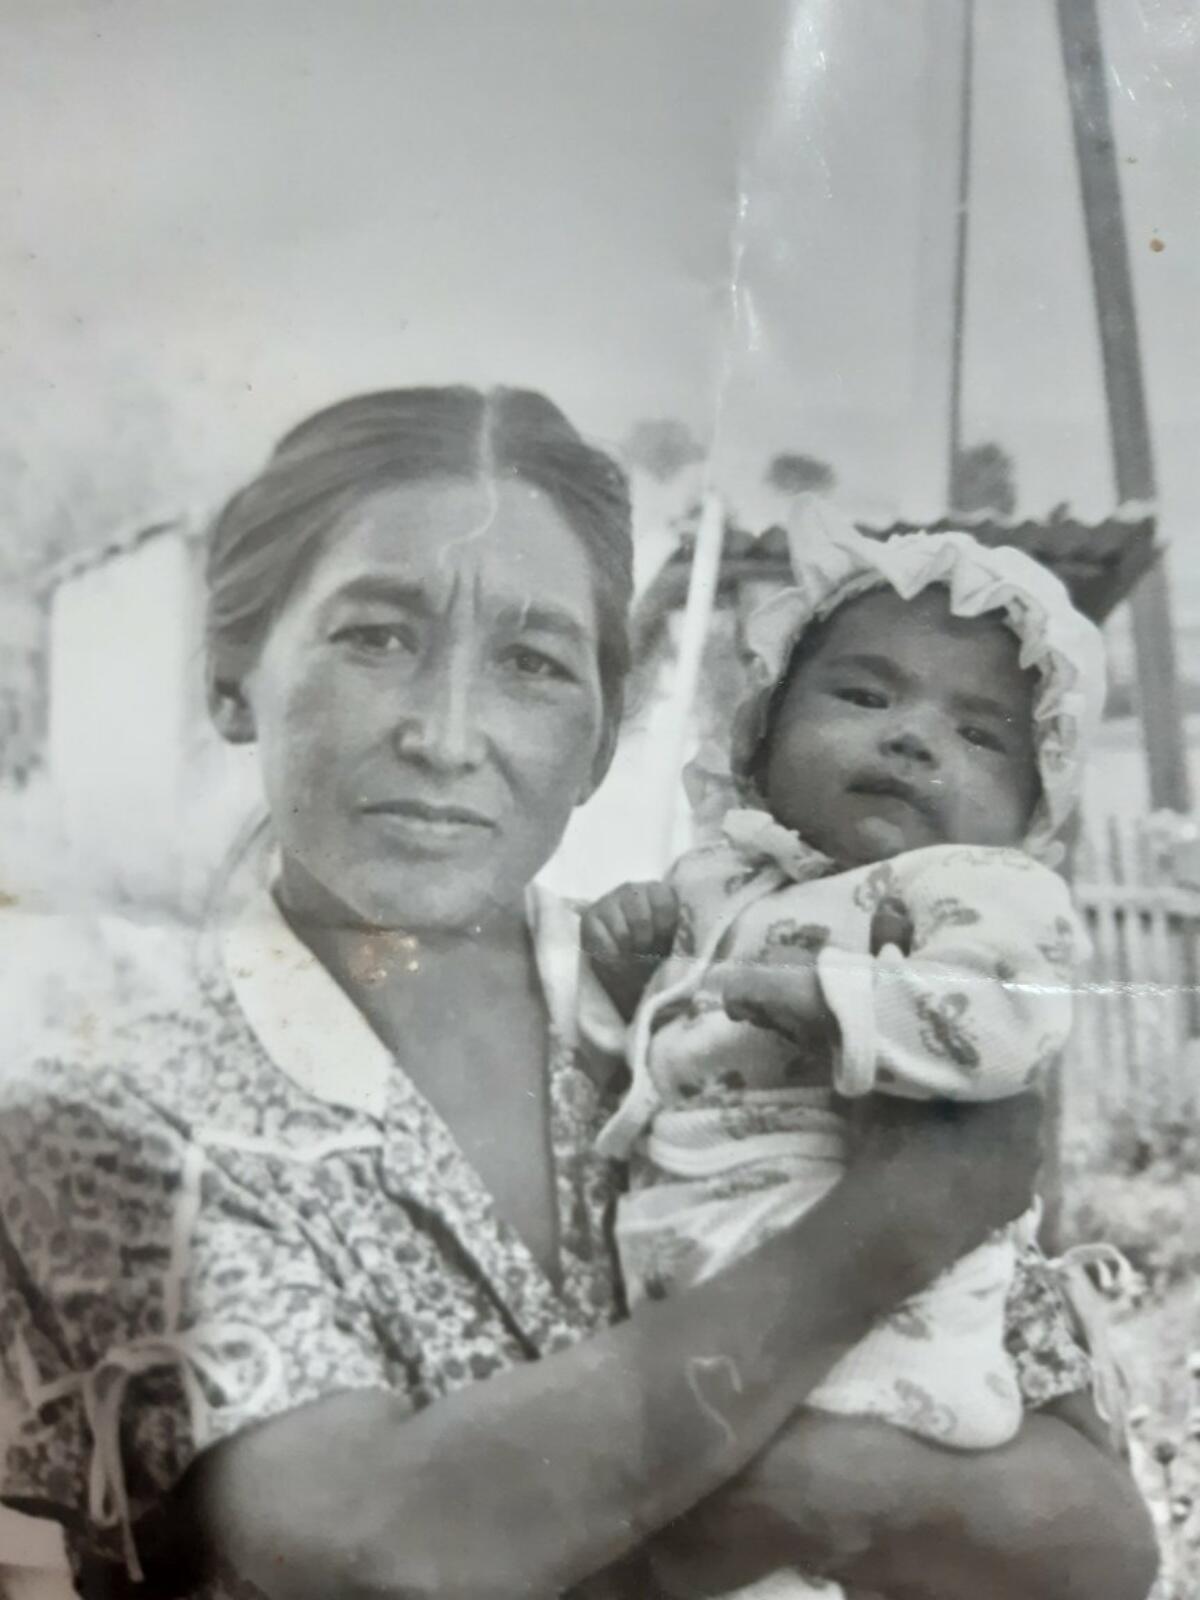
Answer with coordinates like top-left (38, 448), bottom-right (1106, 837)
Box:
top-left (581, 881), bottom-right (680, 1022)
top-left (581, 880), bottom-right (680, 967)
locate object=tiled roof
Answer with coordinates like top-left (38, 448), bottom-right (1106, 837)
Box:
top-left (633, 508), bottom-right (1159, 665)
top-left (37, 517), bottom-right (196, 593)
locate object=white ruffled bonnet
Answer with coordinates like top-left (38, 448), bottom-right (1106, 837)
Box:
top-left (692, 500), bottom-right (1107, 864)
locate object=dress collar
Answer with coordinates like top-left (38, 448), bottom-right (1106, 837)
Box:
top-left (217, 876), bottom-right (616, 1345)
top-left (220, 876), bottom-right (581, 1121)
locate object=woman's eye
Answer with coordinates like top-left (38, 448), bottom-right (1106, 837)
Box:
top-left (331, 623), bottom-right (416, 656)
top-left (834, 686), bottom-right (887, 709)
top-left (505, 646), bottom-right (572, 682)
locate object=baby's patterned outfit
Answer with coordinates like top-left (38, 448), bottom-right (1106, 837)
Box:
top-left (596, 809), bottom-right (1090, 1453)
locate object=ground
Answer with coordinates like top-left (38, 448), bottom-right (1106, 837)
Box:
top-left (1063, 1158), bottom-right (1200, 1600)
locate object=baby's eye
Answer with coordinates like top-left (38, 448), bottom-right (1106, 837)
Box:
top-left (504, 645), bottom-right (573, 682)
top-left (961, 723), bottom-right (1005, 753)
top-left (331, 623), bottom-right (417, 656)
top-left (834, 685), bottom-right (888, 709)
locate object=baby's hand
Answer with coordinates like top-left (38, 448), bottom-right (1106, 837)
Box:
top-left (717, 943), bottom-right (834, 1048)
top-left (581, 881), bottom-right (680, 1022)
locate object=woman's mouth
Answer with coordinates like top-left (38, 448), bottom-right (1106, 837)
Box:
top-left (360, 797), bottom-right (497, 849)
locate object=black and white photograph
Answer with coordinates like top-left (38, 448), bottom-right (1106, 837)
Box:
top-left (0, 3), bottom-right (1197, 1597)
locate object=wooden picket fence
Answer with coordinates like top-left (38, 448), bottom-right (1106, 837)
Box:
top-left (1065, 819), bottom-right (1200, 1154)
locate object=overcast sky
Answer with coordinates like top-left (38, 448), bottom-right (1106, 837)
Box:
top-left (2, 0), bottom-right (1197, 617)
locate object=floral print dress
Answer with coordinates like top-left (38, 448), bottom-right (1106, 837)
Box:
top-left (0, 883), bottom-right (624, 1592)
top-left (0, 877), bottom-right (1088, 1597)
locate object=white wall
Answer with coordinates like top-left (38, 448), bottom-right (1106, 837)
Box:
top-left (47, 531), bottom-right (206, 907)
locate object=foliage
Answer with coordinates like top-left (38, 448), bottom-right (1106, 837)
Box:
top-left (622, 419), bottom-right (705, 484)
top-left (764, 450), bottom-right (836, 497)
top-left (949, 439), bottom-right (1018, 518)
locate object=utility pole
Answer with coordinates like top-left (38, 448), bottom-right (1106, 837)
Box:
top-left (1057, 0), bottom-right (1191, 813)
top-left (946, 0), bottom-right (975, 508)
top-left (903, 0), bottom-right (973, 521)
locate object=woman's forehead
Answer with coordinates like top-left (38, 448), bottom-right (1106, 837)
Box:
top-left (293, 475), bottom-right (600, 624)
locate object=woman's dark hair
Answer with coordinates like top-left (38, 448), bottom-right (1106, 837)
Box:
top-left (206, 386), bottom-right (634, 721)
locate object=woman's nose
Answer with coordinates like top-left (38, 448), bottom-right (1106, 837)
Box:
top-left (394, 660), bottom-right (487, 772)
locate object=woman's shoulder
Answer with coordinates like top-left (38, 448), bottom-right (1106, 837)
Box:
top-left (0, 909), bottom-right (228, 1137)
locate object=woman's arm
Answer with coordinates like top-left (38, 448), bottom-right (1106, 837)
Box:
top-left (655, 1407), bottom-right (1158, 1600)
top-left (152, 1095), bottom-right (1044, 1600)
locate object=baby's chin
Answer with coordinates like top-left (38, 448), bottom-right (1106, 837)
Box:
top-left (834, 814), bottom-right (922, 865)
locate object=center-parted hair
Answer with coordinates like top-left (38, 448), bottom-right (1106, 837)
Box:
top-left (206, 386), bottom-right (634, 720)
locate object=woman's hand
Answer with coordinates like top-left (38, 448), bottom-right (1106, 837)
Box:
top-left (581, 880), bottom-right (680, 1021)
top-left (838, 1093), bottom-right (1045, 1314)
top-left (654, 1406), bottom-right (1158, 1600)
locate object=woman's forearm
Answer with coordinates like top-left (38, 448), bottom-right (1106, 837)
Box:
top-left (191, 1182), bottom-right (896, 1600)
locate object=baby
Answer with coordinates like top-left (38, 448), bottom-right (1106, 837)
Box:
top-left (582, 517), bottom-right (1110, 1595)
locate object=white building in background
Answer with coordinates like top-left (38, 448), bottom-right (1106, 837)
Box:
top-left (0, 580), bottom-right (46, 787)
top-left (44, 522), bottom-right (259, 910)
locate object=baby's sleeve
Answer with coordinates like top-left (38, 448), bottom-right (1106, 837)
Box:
top-left (817, 847), bottom-right (1085, 1100)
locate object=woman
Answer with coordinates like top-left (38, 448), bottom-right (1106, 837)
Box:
top-left (0, 388), bottom-right (1155, 1600)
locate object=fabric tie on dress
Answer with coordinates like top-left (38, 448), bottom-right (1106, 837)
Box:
top-left (12, 1130), bottom-right (384, 1580)
top-left (1043, 1240), bottom-right (1141, 1453)
top-left (19, 1322), bottom-right (284, 1580)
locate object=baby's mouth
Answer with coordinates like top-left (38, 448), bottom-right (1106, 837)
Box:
top-left (846, 774), bottom-right (936, 821)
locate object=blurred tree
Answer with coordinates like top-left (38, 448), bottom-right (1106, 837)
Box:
top-left (765, 451), bottom-right (836, 497)
top-left (622, 419), bottom-right (704, 484)
top-left (949, 441), bottom-right (1018, 517)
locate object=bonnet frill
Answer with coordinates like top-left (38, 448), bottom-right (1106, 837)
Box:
top-left (686, 500), bottom-right (1108, 866)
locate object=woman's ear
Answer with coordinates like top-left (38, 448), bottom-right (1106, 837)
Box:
top-left (207, 663), bottom-right (257, 745)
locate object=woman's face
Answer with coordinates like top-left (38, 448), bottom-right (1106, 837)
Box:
top-left (238, 476), bottom-right (609, 932)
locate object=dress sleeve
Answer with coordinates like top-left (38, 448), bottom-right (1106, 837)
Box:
top-left (0, 1059), bottom-right (397, 1579)
top-left (817, 847), bottom-right (1085, 1100)
top-left (1005, 1245), bottom-right (1093, 1408)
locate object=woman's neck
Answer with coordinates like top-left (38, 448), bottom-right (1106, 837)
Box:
top-left (283, 895), bottom-right (536, 1056)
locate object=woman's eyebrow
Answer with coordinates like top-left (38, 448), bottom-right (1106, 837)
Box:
top-left (500, 601), bottom-right (590, 646)
top-left (324, 576), bottom-right (435, 614)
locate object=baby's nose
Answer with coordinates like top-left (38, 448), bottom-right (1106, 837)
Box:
top-left (882, 726), bottom-right (936, 762)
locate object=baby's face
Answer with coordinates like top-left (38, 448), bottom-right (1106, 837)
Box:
top-left (761, 587), bottom-right (1041, 866)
